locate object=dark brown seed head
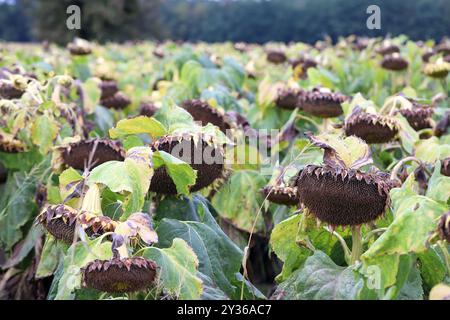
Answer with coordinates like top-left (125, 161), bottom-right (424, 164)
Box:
top-left (398, 102), bottom-right (434, 131)
top-left (441, 158), bottom-right (450, 177)
top-left (266, 50), bottom-right (287, 64)
top-left (100, 92), bottom-right (131, 110)
top-left (37, 204), bottom-right (117, 243)
top-left (381, 54), bottom-right (408, 71)
top-left (295, 165), bottom-right (395, 226)
top-left (0, 133), bottom-right (26, 153)
top-left (99, 80), bottom-right (119, 100)
top-left (57, 138), bottom-right (125, 171)
top-left (37, 204), bottom-right (79, 243)
top-left (422, 49), bottom-right (435, 63)
top-left (261, 185), bottom-right (299, 206)
top-left (149, 133), bottom-right (224, 194)
top-left (275, 88), bottom-right (302, 110)
top-left (0, 82), bottom-right (25, 99)
top-left (345, 111), bottom-right (398, 144)
top-left (67, 39), bottom-right (92, 56)
top-left (181, 99), bottom-right (232, 133)
top-left (299, 88), bottom-right (347, 118)
top-left (81, 257), bottom-right (158, 293)
top-left (376, 43), bottom-right (400, 56)
top-left (153, 48), bottom-right (164, 59)
top-left (290, 57), bottom-right (318, 77)
top-left (139, 101), bottom-right (159, 118)
top-left (435, 42), bottom-right (450, 55)
top-left (438, 212), bottom-right (450, 243)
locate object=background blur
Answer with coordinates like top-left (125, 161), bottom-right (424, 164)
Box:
top-left (0, 0), bottom-right (449, 44)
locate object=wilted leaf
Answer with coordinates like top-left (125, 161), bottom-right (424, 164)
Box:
top-left (307, 133), bottom-right (372, 169)
top-left (31, 114), bottom-right (59, 154)
top-left (142, 238), bottom-right (203, 300)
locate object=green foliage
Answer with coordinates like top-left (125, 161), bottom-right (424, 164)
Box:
top-left (142, 238), bottom-right (203, 300)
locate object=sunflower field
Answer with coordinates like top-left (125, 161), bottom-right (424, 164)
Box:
top-left (0, 35), bottom-right (450, 300)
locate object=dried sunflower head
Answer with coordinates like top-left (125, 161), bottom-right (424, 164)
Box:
top-left (37, 204), bottom-right (117, 244)
top-left (67, 38), bottom-right (92, 56)
top-left (345, 107), bottom-right (398, 144)
top-left (381, 53), bottom-right (408, 71)
top-left (52, 138), bottom-right (125, 172)
top-left (81, 257), bottom-right (158, 293)
top-left (100, 91), bottom-right (131, 110)
top-left (181, 99), bottom-right (232, 133)
top-left (423, 60), bottom-right (450, 79)
top-left (0, 131), bottom-right (26, 153)
top-left (140, 101), bottom-right (159, 118)
top-left (275, 88), bottom-right (302, 110)
top-left (149, 133), bottom-right (225, 194)
top-left (99, 80), bottom-right (119, 100)
top-left (397, 98), bottom-right (434, 131)
top-left (261, 184), bottom-right (299, 207)
top-left (299, 88), bottom-right (348, 118)
top-left (376, 42), bottom-right (400, 56)
top-left (295, 134), bottom-right (397, 226)
top-left (266, 50), bottom-right (287, 64)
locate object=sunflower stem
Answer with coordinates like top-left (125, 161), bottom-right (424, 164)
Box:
top-left (363, 228), bottom-right (387, 245)
top-left (323, 226), bottom-right (351, 265)
top-left (351, 226), bottom-right (363, 264)
top-left (389, 156), bottom-right (421, 183)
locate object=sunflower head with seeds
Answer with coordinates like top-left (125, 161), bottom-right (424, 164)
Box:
top-left (295, 133), bottom-right (398, 227)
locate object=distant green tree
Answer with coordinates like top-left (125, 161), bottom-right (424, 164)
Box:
top-left (0, 0), bottom-right (31, 41)
top-left (23, 0), bottom-right (164, 44)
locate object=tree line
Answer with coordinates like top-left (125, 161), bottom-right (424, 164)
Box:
top-left (0, 0), bottom-right (449, 44)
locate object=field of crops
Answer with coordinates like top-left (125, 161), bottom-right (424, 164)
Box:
top-left (0, 36), bottom-right (450, 300)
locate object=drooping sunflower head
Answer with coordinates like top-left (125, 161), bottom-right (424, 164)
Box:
top-left (266, 49), bottom-right (287, 64)
top-left (423, 60), bottom-right (450, 79)
top-left (381, 53), bottom-right (408, 71)
top-left (396, 97), bottom-right (434, 131)
top-left (37, 204), bottom-right (117, 244)
top-left (299, 87), bottom-right (348, 118)
top-left (100, 92), bottom-right (131, 110)
top-left (181, 99), bottom-right (232, 133)
top-left (376, 42), bottom-right (400, 56)
top-left (344, 107), bottom-right (399, 144)
top-left (81, 257), bottom-right (158, 293)
top-left (67, 38), bottom-right (92, 56)
top-left (295, 133), bottom-right (397, 226)
top-left (0, 131), bottom-right (26, 153)
top-left (52, 138), bottom-right (125, 172)
top-left (275, 88), bottom-right (303, 110)
top-left (149, 132), bottom-right (225, 194)
top-left (140, 101), bottom-right (159, 118)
